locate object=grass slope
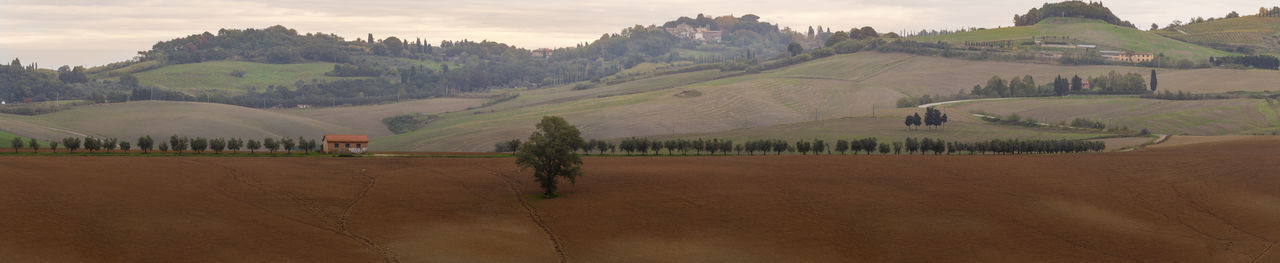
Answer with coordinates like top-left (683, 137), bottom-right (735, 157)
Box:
top-left (945, 97), bottom-right (1280, 135)
top-left (132, 61), bottom-right (356, 94)
top-left (912, 18), bottom-right (1236, 60)
top-left (0, 101), bottom-right (358, 141)
top-left (380, 52), bottom-right (1261, 152)
top-left (1153, 16), bottom-right (1280, 56)
top-left (272, 98), bottom-right (488, 139)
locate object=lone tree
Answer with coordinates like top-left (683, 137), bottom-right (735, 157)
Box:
top-left (515, 116), bottom-right (586, 199)
top-left (1150, 69), bottom-right (1158, 92)
top-left (11, 137), bottom-right (23, 153)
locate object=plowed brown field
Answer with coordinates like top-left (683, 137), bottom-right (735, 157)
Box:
top-left (2, 136), bottom-right (1279, 262)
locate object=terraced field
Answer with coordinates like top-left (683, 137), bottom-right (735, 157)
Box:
top-left (912, 17), bottom-right (1236, 60)
top-left (945, 97), bottom-right (1280, 135)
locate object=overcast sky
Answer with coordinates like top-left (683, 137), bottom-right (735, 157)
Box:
top-left (1, 0), bottom-right (1272, 68)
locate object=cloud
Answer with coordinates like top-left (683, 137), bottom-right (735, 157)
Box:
top-left (0, 0), bottom-right (1270, 68)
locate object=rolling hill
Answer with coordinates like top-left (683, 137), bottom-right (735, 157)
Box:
top-left (912, 18), bottom-right (1236, 61)
top-left (131, 61), bottom-right (357, 94)
top-left (1153, 16), bottom-right (1280, 56)
top-left (370, 51), bottom-right (1280, 152)
top-left (0, 101), bottom-right (360, 141)
top-left (945, 96), bottom-right (1280, 136)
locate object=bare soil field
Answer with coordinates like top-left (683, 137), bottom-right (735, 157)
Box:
top-left (1, 136), bottom-right (1278, 262)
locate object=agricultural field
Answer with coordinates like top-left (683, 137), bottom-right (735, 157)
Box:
top-left (0, 101), bottom-right (358, 141)
top-left (911, 17), bottom-right (1236, 61)
top-left (1153, 16), bottom-right (1280, 56)
top-left (272, 98), bottom-right (488, 138)
top-left (372, 52), bottom-right (1280, 152)
top-left (131, 61), bottom-right (358, 94)
top-left (636, 106), bottom-right (1123, 150)
top-left (945, 97), bottom-right (1280, 135)
top-left (2, 136), bottom-right (1279, 262)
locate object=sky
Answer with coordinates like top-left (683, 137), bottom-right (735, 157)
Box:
top-left (1, 0), bottom-right (1272, 68)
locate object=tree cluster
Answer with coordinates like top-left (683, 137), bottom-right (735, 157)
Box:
top-left (1210, 55), bottom-right (1280, 70)
top-left (1014, 1), bottom-right (1136, 28)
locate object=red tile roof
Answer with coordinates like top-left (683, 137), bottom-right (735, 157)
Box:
top-left (323, 134), bottom-right (368, 143)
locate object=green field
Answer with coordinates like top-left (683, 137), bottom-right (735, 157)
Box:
top-left (1153, 16), bottom-right (1280, 56)
top-left (131, 61), bottom-right (358, 94)
top-left (912, 18), bottom-right (1236, 61)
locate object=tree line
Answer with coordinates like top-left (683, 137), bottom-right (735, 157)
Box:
top-left (493, 136), bottom-right (1105, 156)
top-left (7, 135), bottom-right (325, 155)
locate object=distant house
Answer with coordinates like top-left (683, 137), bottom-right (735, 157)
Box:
top-left (1082, 80), bottom-right (1091, 90)
top-left (323, 134), bottom-right (369, 154)
top-left (664, 23), bottom-right (722, 43)
top-left (531, 48), bottom-right (554, 58)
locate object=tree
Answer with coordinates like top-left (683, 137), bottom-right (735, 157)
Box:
top-left (63, 137), bottom-right (81, 153)
top-left (1150, 70), bottom-right (1158, 92)
top-left (1150, 23), bottom-right (1159, 31)
top-left (169, 135), bottom-right (185, 154)
top-left (120, 141), bottom-right (132, 152)
top-left (264, 138), bottom-right (280, 153)
top-left (1227, 11), bottom-right (1240, 18)
top-left (10, 137), bottom-right (22, 153)
top-left (211, 138), bottom-right (226, 153)
top-left (138, 135), bottom-right (154, 153)
top-left (987, 76), bottom-right (1008, 97)
top-left (228, 138), bottom-right (243, 152)
top-left (158, 143), bottom-right (169, 152)
top-left (787, 42), bottom-right (804, 56)
top-left (28, 138), bottom-right (39, 153)
top-left (119, 74), bottom-right (140, 87)
top-left (1071, 75), bottom-right (1083, 91)
top-left (795, 140), bottom-right (811, 155)
top-left (282, 137), bottom-right (295, 153)
top-left (905, 137), bottom-right (919, 154)
top-left (835, 140), bottom-right (850, 154)
top-left (49, 141), bottom-right (58, 152)
top-left (1054, 75), bottom-right (1069, 96)
top-left (879, 142), bottom-right (891, 154)
top-left (892, 141), bottom-right (903, 155)
top-left (515, 116), bottom-right (585, 199)
top-left (824, 31), bottom-right (849, 47)
top-left (812, 139), bottom-right (827, 155)
top-left (384, 37), bottom-right (404, 56)
top-left (247, 139), bottom-right (262, 153)
top-left (103, 138), bottom-right (118, 152)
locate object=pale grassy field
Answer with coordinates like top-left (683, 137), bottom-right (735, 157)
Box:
top-left (0, 101), bottom-right (358, 141)
top-left (946, 97), bottom-right (1280, 135)
top-left (372, 52), bottom-right (1280, 151)
top-left (912, 17), bottom-right (1236, 60)
top-left (272, 98), bottom-right (487, 138)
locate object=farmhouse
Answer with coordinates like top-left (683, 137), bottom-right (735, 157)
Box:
top-left (530, 48), bottom-right (554, 58)
top-left (323, 134), bottom-right (369, 154)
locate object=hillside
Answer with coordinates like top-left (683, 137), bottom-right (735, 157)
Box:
top-left (371, 52), bottom-right (1280, 152)
top-left (945, 97), bottom-right (1280, 136)
top-left (1153, 16), bottom-right (1280, 56)
top-left (0, 101), bottom-right (359, 141)
top-left (132, 61), bottom-right (356, 94)
top-left (912, 18), bottom-right (1235, 61)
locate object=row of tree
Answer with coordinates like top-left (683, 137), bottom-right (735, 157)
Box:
top-left (7, 135), bottom-right (323, 154)
top-left (493, 136), bottom-right (1106, 156)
